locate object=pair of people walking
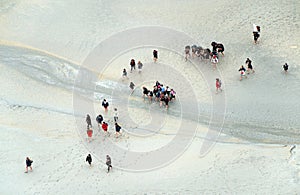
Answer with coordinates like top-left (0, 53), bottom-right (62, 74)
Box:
top-left (85, 154), bottom-right (112, 173)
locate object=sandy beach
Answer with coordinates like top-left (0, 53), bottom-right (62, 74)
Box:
top-left (0, 0), bottom-right (300, 194)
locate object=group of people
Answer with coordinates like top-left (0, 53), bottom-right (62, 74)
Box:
top-left (184, 41), bottom-right (225, 69)
top-left (238, 58), bottom-right (255, 81)
top-left (141, 81), bottom-right (176, 109)
top-left (123, 49), bottom-right (159, 78)
top-left (85, 99), bottom-right (123, 140)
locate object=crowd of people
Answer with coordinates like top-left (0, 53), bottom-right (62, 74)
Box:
top-left (184, 41), bottom-right (225, 70)
top-left (142, 81), bottom-right (176, 109)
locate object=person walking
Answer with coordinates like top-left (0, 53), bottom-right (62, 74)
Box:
top-left (238, 65), bottom-right (247, 80)
top-left (86, 128), bottom-right (93, 142)
top-left (137, 61), bottom-right (143, 73)
top-left (253, 24), bottom-right (260, 44)
top-left (184, 45), bottom-right (191, 61)
top-left (130, 59), bottom-right (136, 72)
top-left (283, 63), bottom-right (289, 73)
top-left (115, 122), bottom-right (122, 137)
top-left (86, 114), bottom-right (92, 129)
top-left (211, 55), bottom-right (218, 70)
top-left (122, 68), bottom-right (128, 78)
top-left (245, 58), bottom-right (255, 74)
top-left (96, 114), bottom-right (103, 127)
top-left (102, 121), bottom-right (108, 132)
top-left (153, 50), bottom-right (158, 62)
top-left (25, 157), bottom-right (33, 173)
top-left (86, 154), bottom-right (92, 167)
top-left (215, 78), bottom-right (222, 93)
top-left (113, 108), bottom-right (118, 122)
top-left (102, 99), bottom-right (109, 112)
top-left (129, 82), bottom-right (135, 94)
top-left (106, 155), bottom-right (112, 173)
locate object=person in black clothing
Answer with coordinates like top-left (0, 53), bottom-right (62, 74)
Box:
top-left (86, 154), bottom-right (92, 166)
top-left (102, 99), bottom-right (109, 112)
top-left (216, 43), bottom-right (225, 56)
top-left (106, 155), bottom-right (112, 173)
top-left (148, 91), bottom-right (153, 102)
top-left (130, 59), bottom-right (136, 72)
top-left (115, 122), bottom-right (122, 137)
top-left (245, 58), bottom-right (255, 74)
top-left (164, 96), bottom-right (170, 109)
top-left (25, 157), bottom-right (33, 173)
top-left (211, 42), bottom-right (217, 52)
top-left (153, 50), bottom-right (158, 62)
top-left (142, 87), bottom-right (149, 100)
top-left (283, 63), bottom-right (289, 73)
top-left (96, 114), bottom-right (103, 127)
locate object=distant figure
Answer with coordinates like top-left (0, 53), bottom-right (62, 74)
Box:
top-left (86, 154), bottom-right (92, 166)
top-left (130, 59), bottom-right (136, 72)
top-left (25, 157), bottom-right (33, 173)
top-left (86, 114), bottom-right (92, 129)
top-left (102, 99), bottom-right (109, 112)
top-left (96, 114), bottom-right (103, 126)
top-left (115, 122), bottom-right (122, 137)
top-left (238, 65), bottom-right (247, 80)
top-left (170, 89), bottom-right (176, 100)
top-left (211, 55), bottom-right (218, 70)
top-left (129, 82), bottom-right (135, 94)
top-left (283, 63), bottom-right (289, 73)
top-left (290, 145), bottom-right (296, 154)
top-left (191, 45), bottom-right (197, 58)
top-left (122, 68), bottom-right (128, 78)
top-left (211, 42), bottom-right (217, 52)
top-left (216, 78), bottom-right (222, 93)
top-left (137, 61), bottom-right (143, 73)
top-left (253, 24), bottom-right (260, 44)
top-left (217, 43), bottom-right (225, 56)
top-left (87, 128), bottom-right (93, 142)
top-left (164, 96), bottom-right (170, 110)
top-left (102, 122), bottom-right (109, 136)
top-left (153, 50), bottom-right (158, 62)
top-left (148, 91), bottom-right (153, 102)
top-left (185, 45), bottom-right (191, 61)
top-left (245, 58), bottom-right (255, 74)
top-left (113, 108), bottom-right (118, 122)
top-left (106, 155), bottom-right (112, 173)
top-left (142, 87), bottom-right (149, 100)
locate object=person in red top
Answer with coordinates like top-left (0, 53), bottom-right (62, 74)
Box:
top-left (215, 78), bottom-right (222, 94)
top-left (102, 122), bottom-right (109, 136)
